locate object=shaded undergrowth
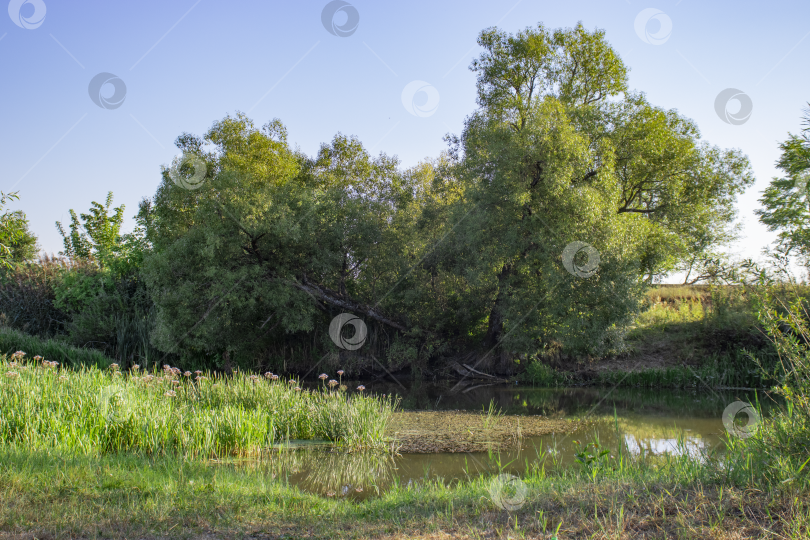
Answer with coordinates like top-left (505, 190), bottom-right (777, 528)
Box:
top-left (0, 325), bottom-right (112, 369)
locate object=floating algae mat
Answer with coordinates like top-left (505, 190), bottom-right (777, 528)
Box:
top-left (387, 410), bottom-right (580, 453)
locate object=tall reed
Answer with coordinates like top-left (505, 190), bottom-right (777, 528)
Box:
top-left (0, 353), bottom-right (397, 457)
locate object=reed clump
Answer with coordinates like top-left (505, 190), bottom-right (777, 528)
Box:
top-left (0, 352), bottom-right (397, 457)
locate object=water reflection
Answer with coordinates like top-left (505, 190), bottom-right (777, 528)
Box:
top-left (219, 384), bottom-right (778, 499)
top-left (214, 449), bottom-right (398, 500)
top-left (276, 449), bottom-right (396, 497)
top-left (623, 434), bottom-right (707, 459)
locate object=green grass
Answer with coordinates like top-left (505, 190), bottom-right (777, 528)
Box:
top-left (645, 284), bottom-right (711, 303)
top-left (1, 285), bottom-right (808, 537)
top-left (634, 296), bottom-right (707, 327)
top-left (1, 427), bottom-right (808, 539)
top-left (518, 360), bottom-right (573, 386)
top-left (0, 353), bottom-right (398, 456)
top-left (722, 397), bottom-right (810, 490)
top-left (0, 324), bottom-right (113, 368)
top-left (735, 285), bottom-right (810, 488)
top-left (592, 353), bottom-right (777, 389)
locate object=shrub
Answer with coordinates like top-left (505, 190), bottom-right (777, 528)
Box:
top-left (724, 284), bottom-right (810, 488)
top-left (0, 255), bottom-right (73, 336)
top-left (520, 360), bottom-right (572, 386)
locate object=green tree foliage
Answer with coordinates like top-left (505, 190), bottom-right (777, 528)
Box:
top-left (133, 24), bottom-right (755, 373)
top-left (140, 114), bottom-right (412, 369)
top-left (55, 191), bottom-right (147, 273)
top-left (757, 104), bottom-right (810, 266)
top-left (56, 192), bottom-right (122, 261)
top-left (439, 23), bottom-right (753, 360)
top-left (674, 209), bottom-right (741, 285)
top-left (52, 193), bottom-right (154, 364)
top-left (0, 192), bottom-right (38, 267)
top-left (53, 192), bottom-right (131, 318)
top-left (3, 212), bottom-right (39, 264)
top-left (6, 215), bottom-right (40, 263)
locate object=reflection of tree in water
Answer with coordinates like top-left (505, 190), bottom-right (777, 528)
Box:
top-left (522, 387), bottom-right (774, 419)
top-left (317, 382), bottom-right (776, 427)
top-left (397, 378), bottom-right (432, 410)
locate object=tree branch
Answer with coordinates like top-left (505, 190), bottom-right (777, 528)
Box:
top-left (292, 276), bottom-right (408, 332)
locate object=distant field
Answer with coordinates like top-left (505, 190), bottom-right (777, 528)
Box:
top-left (646, 284), bottom-right (712, 302)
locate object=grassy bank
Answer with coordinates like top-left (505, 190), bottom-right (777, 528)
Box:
top-left (522, 285), bottom-right (782, 388)
top-left (0, 353), bottom-right (397, 455)
top-left (0, 325), bottom-right (113, 369)
top-left (1, 439), bottom-right (807, 539)
top-left (591, 353), bottom-right (772, 389)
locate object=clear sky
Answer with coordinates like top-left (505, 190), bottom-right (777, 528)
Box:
top-left (2, 0), bottom-right (809, 281)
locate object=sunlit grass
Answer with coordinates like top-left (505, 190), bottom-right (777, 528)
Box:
top-left (646, 284), bottom-right (710, 303)
top-left (0, 352), bottom-right (398, 457)
top-left (634, 298), bottom-right (706, 327)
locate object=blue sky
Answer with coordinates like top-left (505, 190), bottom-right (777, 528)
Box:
top-left (2, 0), bottom-right (809, 280)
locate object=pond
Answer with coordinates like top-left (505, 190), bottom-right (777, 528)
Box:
top-left (212, 382), bottom-right (778, 500)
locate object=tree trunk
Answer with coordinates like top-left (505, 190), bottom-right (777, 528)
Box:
top-left (223, 350), bottom-right (233, 375)
top-left (482, 264), bottom-right (512, 363)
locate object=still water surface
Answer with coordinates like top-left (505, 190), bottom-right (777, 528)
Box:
top-left (216, 382), bottom-right (777, 499)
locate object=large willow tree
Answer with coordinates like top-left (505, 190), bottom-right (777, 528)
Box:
top-left (433, 23), bottom-right (754, 366)
top-left (140, 23), bottom-right (753, 373)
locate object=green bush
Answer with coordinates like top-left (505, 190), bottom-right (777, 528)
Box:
top-left (57, 270), bottom-right (158, 367)
top-left (0, 256), bottom-right (72, 336)
top-left (520, 360), bottom-right (572, 386)
top-left (724, 285), bottom-right (810, 487)
top-left (706, 284), bottom-right (757, 332)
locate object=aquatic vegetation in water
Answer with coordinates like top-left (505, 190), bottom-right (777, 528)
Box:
top-left (388, 410), bottom-right (578, 453)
